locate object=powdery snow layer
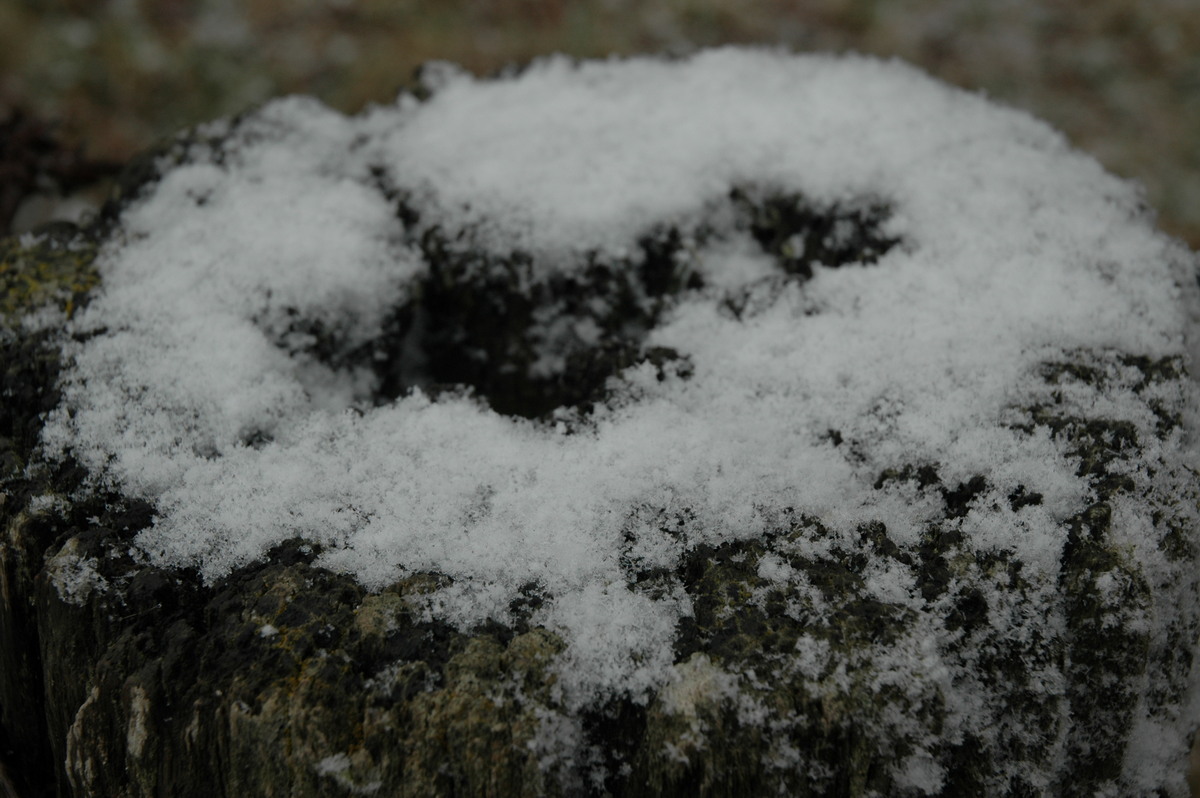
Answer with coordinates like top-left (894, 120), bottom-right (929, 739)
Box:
top-left (36, 48), bottom-right (1200, 793)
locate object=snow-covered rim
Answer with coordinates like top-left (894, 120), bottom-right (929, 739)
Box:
top-left (36, 49), bottom-right (1196, 717)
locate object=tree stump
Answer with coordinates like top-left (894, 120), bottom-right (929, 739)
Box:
top-left (2, 49), bottom-right (1199, 797)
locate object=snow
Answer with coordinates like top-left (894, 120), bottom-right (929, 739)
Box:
top-left (45, 538), bottom-right (108, 607)
top-left (315, 753), bottom-right (382, 795)
top-left (33, 47), bottom-right (1200, 790)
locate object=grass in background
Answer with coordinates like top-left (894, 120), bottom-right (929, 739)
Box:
top-left (1, 0), bottom-right (1198, 245)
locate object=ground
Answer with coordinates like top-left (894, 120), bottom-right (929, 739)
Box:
top-left (1, 0), bottom-right (1199, 246)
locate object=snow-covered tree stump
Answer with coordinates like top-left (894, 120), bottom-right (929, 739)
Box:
top-left (3, 49), bottom-right (1200, 797)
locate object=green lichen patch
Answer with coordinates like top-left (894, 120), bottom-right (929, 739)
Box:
top-left (0, 225), bottom-right (99, 324)
top-left (1015, 349), bottom-right (1194, 504)
top-left (401, 629), bottom-right (567, 797)
top-left (1059, 501), bottom-right (1153, 787)
top-left (1025, 408), bottom-right (1139, 492)
top-left (1040, 352), bottom-right (1186, 395)
top-left (0, 329), bottom-right (66, 477)
top-left (670, 514), bottom-right (921, 661)
top-left (25, 528), bottom-right (581, 798)
top-left (1038, 351), bottom-right (1190, 439)
top-left (630, 516), bottom-right (934, 796)
top-left (997, 348), bottom-right (1200, 793)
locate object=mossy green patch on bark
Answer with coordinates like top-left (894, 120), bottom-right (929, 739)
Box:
top-left (0, 224), bottom-right (99, 325)
top-left (1059, 501), bottom-right (1153, 788)
top-left (1009, 348), bottom-right (1200, 796)
top-left (631, 517), bottom-right (934, 797)
top-left (25, 530), bottom-right (581, 798)
top-left (0, 219), bottom-right (101, 789)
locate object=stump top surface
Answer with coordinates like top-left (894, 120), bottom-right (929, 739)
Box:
top-left (17, 49), bottom-right (1200, 793)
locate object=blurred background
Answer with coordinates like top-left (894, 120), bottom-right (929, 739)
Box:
top-left (1, 0), bottom-right (1198, 248)
top-left (1, 0), bottom-right (1199, 791)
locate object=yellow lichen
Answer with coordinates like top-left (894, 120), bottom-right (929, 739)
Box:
top-left (0, 232), bottom-right (100, 325)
